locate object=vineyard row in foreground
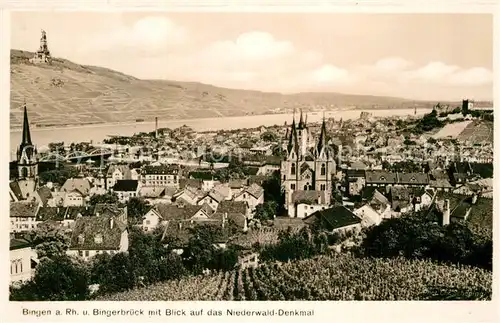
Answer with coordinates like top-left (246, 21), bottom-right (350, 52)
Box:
top-left (97, 254), bottom-right (492, 301)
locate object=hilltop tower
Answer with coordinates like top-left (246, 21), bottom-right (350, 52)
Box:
top-left (29, 29), bottom-right (52, 64)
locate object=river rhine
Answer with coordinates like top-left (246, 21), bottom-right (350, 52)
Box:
top-left (10, 108), bottom-right (430, 157)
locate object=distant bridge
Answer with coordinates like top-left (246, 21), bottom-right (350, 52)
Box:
top-left (39, 147), bottom-right (114, 163)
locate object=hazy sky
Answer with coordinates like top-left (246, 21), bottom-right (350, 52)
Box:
top-left (11, 12), bottom-right (493, 101)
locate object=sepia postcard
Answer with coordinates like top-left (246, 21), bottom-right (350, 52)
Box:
top-left (3, 3), bottom-right (498, 323)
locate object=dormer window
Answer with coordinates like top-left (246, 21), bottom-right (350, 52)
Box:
top-left (380, 176), bottom-right (386, 181)
top-left (77, 234), bottom-right (85, 245)
top-left (410, 177), bottom-right (416, 182)
top-left (94, 234), bottom-right (103, 244)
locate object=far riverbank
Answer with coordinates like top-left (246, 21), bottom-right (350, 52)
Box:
top-left (10, 108), bottom-right (431, 154)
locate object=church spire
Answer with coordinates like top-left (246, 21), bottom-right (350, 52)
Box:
top-left (298, 109), bottom-right (305, 129)
top-left (316, 113), bottom-right (328, 156)
top-left (21, 102), bottom-right (33, 147)
top-left (287, 117), bottom-right (298, 155)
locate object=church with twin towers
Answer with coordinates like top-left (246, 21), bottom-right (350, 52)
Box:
top-left (280, 110), bottom-right (336, 217)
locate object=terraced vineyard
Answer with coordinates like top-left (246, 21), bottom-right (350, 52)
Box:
top-left (458, 121), bottom-right (494, 143)
top-left (97, 255), bottom-right (492, 301)
top-left (11, 50), bottom-right (446, 129)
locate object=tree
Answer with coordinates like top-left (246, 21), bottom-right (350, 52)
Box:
top-left (93, 252), bottom-right (137, 294)
top-left (254, 201), bottom-right (278, 221)
top-left (38, 166), bottom-right (80, 186)
top-left (127, 197), bottom-right (150, 222)
top-left (10, 255), bottom-right (90, 301)
top-left (89, 192), bottom-right (119, 205)
top-left (261, 131), bottom-right (278, 142)
top-left (31, 223), bottom-right (70, 260)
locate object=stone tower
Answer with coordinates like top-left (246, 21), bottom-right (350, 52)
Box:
top-left (30, 29), bottom-right (52, 64)
top-left (17, 104), bottom-right (38, 180)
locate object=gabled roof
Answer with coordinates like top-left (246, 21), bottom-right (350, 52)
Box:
top-left (107, 165), bottom-right (132, 178)
top-left (139, 186), bottom-right (165, 198)
top-left (199, 190), bottom-right (225, 204)
top-left (94, 204), bottom-right (127, 218)
top-left (69, 216), bottom-right (127, 250)
top-left (61, 178), bottom-right (91, 196)
top-left (397, 172), bottom-right (429, 185)
top-left (179, 178), bottom-right (203, 190)
top-left (10, 201), bottom-right (39, 218)
top-left (245, 183), bottom-right (264, 199)
top-left (300, 162), bottom-right (312, 175)
top-left (154, 204), bottom-right (205, 221)
top-left (303, 206), bottom-right (362, 231)
top-left (113, 179), bottom-right (139, 192)
top-left (346, 169), bottom-right (366, 179)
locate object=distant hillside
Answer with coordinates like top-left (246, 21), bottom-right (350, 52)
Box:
top-left (10, 49), bottom-right (474, 129)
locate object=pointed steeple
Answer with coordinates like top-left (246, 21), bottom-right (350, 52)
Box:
top-left (287, 118), bottom-right (298, 156)
top-left (316, 113), bottom-right (328, 157)
top-left (21, 102), bottom-right (33, 147)
top-left (298, 109), bottom-right (305, 129)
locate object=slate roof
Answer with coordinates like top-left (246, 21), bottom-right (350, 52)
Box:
top-left (139, 186), bottom-right (166, 198)
top-left (291, 190), bottom-right (327, 205)
top-left (217, 200), bottom-right (248, 215)
top-left (113, 179), bottom-right (138, 192)
top-left (10, 238), bottom-right (31, 251)
top-left (303, 206), bottom-right (362, 231)
top-left (346, 169), bottom-right (366, 179)
top-left (397, 172), bottom-right (429, 185)
top-left (228, 179), bottom-right (246, 189)
top-left (245, 183), bottom-right (264, 199)
top-left (36, 187), bottom-right (53, 206)
top-left (69, 216), bottom-right (127, 250)
top-left (365, 171), bottom-right (397, 185)
top-left (94, 204), bottom-right (127, 219)
top-left (10, 201), bottom-right (39, 218)
top-left (9, 182), bottom-right (23, 201)
top-left (36, 206), bottom-right (69, 222)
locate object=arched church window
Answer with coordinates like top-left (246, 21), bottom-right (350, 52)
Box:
top-left (321, 163), bottom-right (326, 176)
top-left (21, 167), bottom-right (28, 178)
top-left (291, 163), bottom-right (296, 175)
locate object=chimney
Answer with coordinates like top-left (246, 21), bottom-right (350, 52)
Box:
top-left (110, 217), bottom-right (114, 229)
top-left (472, 193), bottom-right (478, 205)
top-left (442, 199), bottom-right (450, 226)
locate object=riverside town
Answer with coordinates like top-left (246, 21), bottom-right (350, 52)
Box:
top-left (9, 14), bottom-right (493, 303)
